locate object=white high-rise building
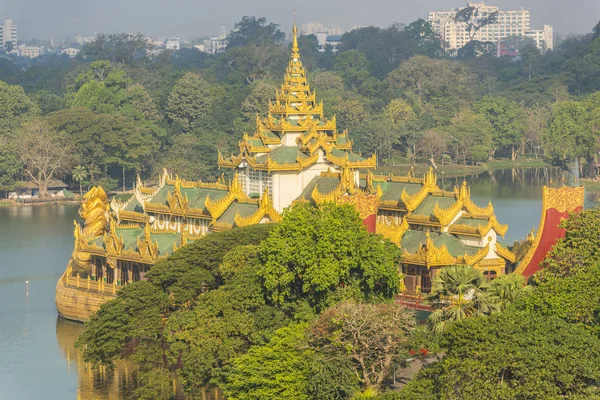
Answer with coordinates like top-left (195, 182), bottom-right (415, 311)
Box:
top-left (0, 19), bottom-right (18, 49)
top-left (300, 22), bottom-right (343, 37)
top-left (427, 3), bottom-right (553, 53)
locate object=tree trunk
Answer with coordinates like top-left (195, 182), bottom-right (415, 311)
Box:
top-left (79, 181), bottom-right (82, 197)
top-left (122, 164), bottom-right (126, 192)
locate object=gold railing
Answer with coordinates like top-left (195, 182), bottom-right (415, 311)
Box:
top-left (63, 273), bottom-right (120, 296)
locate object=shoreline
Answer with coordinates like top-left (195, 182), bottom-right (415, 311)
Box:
top-left (0, 198), bottom-right (81, 207)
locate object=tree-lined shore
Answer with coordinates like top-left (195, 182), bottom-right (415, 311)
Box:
top-left (2, 16), bottom-right (600, 197)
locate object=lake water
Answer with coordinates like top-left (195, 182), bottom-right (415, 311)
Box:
top-left (0, 168), bottom-right (596, 399)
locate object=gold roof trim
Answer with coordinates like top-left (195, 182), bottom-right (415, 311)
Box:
top-left (234, 187), bottom-right (282, 227)
top-left (376, 218), bottom-right (409, 245)
top-left (204, 172), bottom-right (254, 219)
top-left (495, 242), bottom-right (517, 263)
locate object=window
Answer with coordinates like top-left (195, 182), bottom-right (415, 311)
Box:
top-left (240, 167), bottom-right (272, 196)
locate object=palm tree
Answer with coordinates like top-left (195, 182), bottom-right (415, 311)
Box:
top-left (427, 265), bottom-right (498, 334)
top-left (489, 273), bottom-right (528, 311)
top-left (72, 165), bottom-right (88, 197)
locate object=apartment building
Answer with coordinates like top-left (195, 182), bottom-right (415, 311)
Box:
top-left (427, 3), bottom-right (553, 53)
top-left (0, 19), bottom-right (17, 49)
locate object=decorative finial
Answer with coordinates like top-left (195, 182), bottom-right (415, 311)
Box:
top-left (292, 10), bottom-right (299, 59)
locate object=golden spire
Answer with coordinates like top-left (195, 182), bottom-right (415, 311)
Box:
top-left (292, 12), bottom-right (299, 59)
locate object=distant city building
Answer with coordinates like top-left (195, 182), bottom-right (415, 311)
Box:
top-left (75, 34), bottom-right (96, 45)
top-left (18, 45), bottom-right (43, 58)
top-left (0, 19), bottom-right (17, 49)
top-left (208, 33), bottom-right (228, 54)
top-left (61, 47), bottom-right (80, 58)
top-left (300, 22), bottom-right (343, 36)
top-left (166, 37), bottom-right (180, 50)
top-left (193, 44), bottom-right (206, 52)
top-left (427, 2), bottom-right (553, 54)
top-left (299, 22), bottom-right (344, 52)
top-left (146, 38), bottom-right (165, 48)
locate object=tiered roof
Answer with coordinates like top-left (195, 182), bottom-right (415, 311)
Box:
top-left (218, 22), bottom-right (375, 172)
top-left (304, 167), bottom-right (516, 268)
top-left (112, 170), bottom-right (282, 230)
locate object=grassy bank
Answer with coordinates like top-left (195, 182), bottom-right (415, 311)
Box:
top-left (580, 179), bottom-right (600, 195)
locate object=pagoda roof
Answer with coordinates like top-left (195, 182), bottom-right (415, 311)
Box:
top-left (297, 175), bottom-right (341, 201)
top-left (401, 231), bottom-right (481, 257)
top-left (217, 202), bottom-right (260, 226)
top-left (218, 20), bottom-right (374, 174)
top-left (413, 196), bottom-right (456, 217)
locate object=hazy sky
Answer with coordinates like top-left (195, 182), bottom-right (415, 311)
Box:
top-left (0, 0), bottom-right (598, 40)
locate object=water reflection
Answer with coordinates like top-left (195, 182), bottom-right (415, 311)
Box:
top-left (55, 317), bottom-right (220, 400)
top-left (56, 317), bottom-right (138, 400)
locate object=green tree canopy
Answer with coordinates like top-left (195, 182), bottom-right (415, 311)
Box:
top-left (222, 323), bottom-right (312, 400)
top-left (474, 95), bottom-right (525, 159)
top-left (0, 80), bottom-right (40, 135)
top-left (166, 72), bottom-right (214, 131)
top-left (401, 311), bottom-right (600, 399)
top-left (257, 203), bottom-right (402, 311)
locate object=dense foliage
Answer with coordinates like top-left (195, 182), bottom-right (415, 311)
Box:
top-left (401, 311), bottom-right (600, 399)
top-left (78, 203), bottom-right (411, 398)
top-left (2, 15), bottom-right (600, 193)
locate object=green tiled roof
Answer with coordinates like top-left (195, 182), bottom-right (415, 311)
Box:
top-left (248, 139), bottom-right (264, 147)
top-left (336, 135), bottom-right (349, 145)
top-left (257, 146), bottom-right (301, 164)
top-left (115, 227), bottom-right (143, 250)
top-left (124, 197), bottom-right (143, 212)
top-left (330, 148), bottom-right (363, 162)
top-left (147, 185), bottom-right (228, 211)
top-left (401, 231), bottom-right (480, 257)
top-left (413, 196), bottom-right (456, 217)
top-left (185, 188), bottom-right (228, 209)
top-left (378, 182), bottom-right (423, 202)
top-left (297, 176), bottom-right (340, 201)
top-left (217, 202), bottom-right (259, 225)
top-left (152, 232), bottom-right (181, 255)
top-left (455, 217), bottom-right (489, 227)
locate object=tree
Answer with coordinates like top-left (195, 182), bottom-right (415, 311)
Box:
top-left (69, 61), bottom-right (160, 124)
top-left (488, 273), bottom-right (528, 311)
top-left (417, 130), bottom-right (448, 165)
top-left (222, 324), bottom-right (313, 400)
top-left (517, 262), bottom-right (600, 334)
top-left (334, 50), bottom-right (370, 89)
top-left (474, 96), bottom-right (526, 159)
top-left (403, 311), bottom-right (600, 399)
top-left (427, 266), bottom-right (497, 334)
top-left (166, 252), bottom-right (292, 392)
top-left (454, 5), bottom-right (499, 42)
top-left (226, 16), bottom-right (285, 49)
top-left (310, 301), bottom-right (415, 395)
top-left (443, 109), bottom-right (493, 164)
top-left (166, 72), bottom-right (213, 131)
top-left (80, 33), bottom-right (147, 64)
top-left (72, 165), bottom-right (88, 196)
top-left (77, 281), bottom-right (170, 366)
top-left (14, 119), bottom-right (73, 197)
top-left (241, 80), bottom-right (276, 122)
top-left (48, 107), bottom-right (159, 190)
top-left (157, 133), bottom-right (220, 181)
top-left (257, 203), bottom-right (402, 311)
top-left (386, 56), bottom-right (474, 106)
top-left (0, 80), bottom-right (40, 135)
top-left (0, 138), bottom-right (22, 193)
top-left (535, 209), bottom-right (600, 281)
top-left (543, 100), bottom-right (596, 172)
top-left (384, 98), bottom-right (415, 124)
